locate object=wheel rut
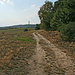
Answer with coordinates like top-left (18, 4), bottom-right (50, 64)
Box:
top-left (27, 32), bottom-right (75, 75)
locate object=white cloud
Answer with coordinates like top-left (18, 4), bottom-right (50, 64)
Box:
top-left (27, 14), bottom-right (36, 19)
top-left (31, 4), bottom-right (40, 11)
top-left (31, 4), bottom-right (37, 8)
top-left (3, 0), bottom-right (5, 1)
top-left (0, 0), bottom-right (14, 5)
top-left (24, 9), bottom-right (30, 12)
top-left (0, 0), bottom-right (4, 4)
top-left (7, 0), bottom-right (9, 3)
top-left (7, 0), bottom-right (14, 5)
top-left (10, 1), bottom-right (14, 5)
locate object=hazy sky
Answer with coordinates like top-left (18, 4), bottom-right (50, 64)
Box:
top-left (0, 0), bottom-right (58, 27)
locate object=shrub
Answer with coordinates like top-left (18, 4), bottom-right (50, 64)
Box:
top-left (35, 24), bottom-right (40, 30)
top-left (60, 22), bottom-right (75, 42)
top-left (24, 28), bottom-right (28, 32)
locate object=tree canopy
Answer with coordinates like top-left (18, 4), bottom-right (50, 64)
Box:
top-left (38, 0), bottom-right (75, 42)
top-left (38, 1), bottom-right (53, 30)
top-left (38, 0), bottom-right (75, 31)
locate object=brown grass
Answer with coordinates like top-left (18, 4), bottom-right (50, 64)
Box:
top-left (38, 30), bottom-right (75, 59)
top-left (37, 30), bottom-right (75, 75)
top-left (39, 39), bottom-right (65, 75)
top-left (0, 28), bottom-right (36, 74)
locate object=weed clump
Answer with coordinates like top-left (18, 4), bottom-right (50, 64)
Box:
top-left (24, 29), bottom-right (28, 32)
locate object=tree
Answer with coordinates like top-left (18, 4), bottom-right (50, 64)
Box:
top-left (51, 0), bottom-right (75, 30)
top-left (35, 24), bottom-right (40, 30)
top-left (60, 21), bottom-right (75, 42)
top-left (38, 1), bottom-right (53, 30)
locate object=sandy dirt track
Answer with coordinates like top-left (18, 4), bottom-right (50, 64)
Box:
top-left (27, 32), bottom-right (75, 75)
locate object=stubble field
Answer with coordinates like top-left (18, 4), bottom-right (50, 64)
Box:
top-left (0, 28), bottom-right (36, 75)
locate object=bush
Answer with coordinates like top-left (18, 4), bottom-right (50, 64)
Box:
top-left (60, 22), bottom-right (75, 42)
top-left (24, 28), bottom-right (28, 32)
top-left (35, 24), bottom-right (40, 30)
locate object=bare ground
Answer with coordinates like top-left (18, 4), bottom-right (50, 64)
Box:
top-left (27, 33), bottom-right (47, 75)
top-left (27, 32), bottom-right (75, 75)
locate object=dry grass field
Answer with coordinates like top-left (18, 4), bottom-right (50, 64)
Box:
top-left (0, 28), bottom-right (36, 75)
top-left (0, 29), bottom-right (75, 75)
top-left (37, 30), bottom-right (75, 75)
top-left (38, 30), bottom-right (75, 59)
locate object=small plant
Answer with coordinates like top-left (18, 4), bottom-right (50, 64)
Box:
top-left (39, 41), bottom-right (41, 44)
top-left (24, 28), bottom-right (28, 32)
top-left (35, 24), bottom-right (40, 30)
top-left (8, 63), bottom-right (13, 68)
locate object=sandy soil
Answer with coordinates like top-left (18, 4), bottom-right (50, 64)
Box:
top-left (27, 32), bottom-right (75, 75)
top-left (27, 33), bottom-right (47, 75)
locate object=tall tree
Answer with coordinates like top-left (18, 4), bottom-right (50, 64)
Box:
top-left (38, 1), bottom-right (53, 30)
top-left (51, 0), bottom-right (75, 30)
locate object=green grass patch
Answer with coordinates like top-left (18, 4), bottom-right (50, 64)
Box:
top-left (14, 36), bottom-right (33, 42)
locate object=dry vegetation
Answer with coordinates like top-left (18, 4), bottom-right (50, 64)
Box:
top-left (0, 28), bottom-right (36, 75)
top-left (0, 29), bottom-right (75, 75)
top-left (37, 30), bottom-right (75, 75)
top-left (38, 30), bottom-right (75, 59)
top-left (39, 39), bottom-right (65, 75)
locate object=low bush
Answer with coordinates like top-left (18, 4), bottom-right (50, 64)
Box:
top-left (60, 22), bottom-right (75, 42)
top-left (35, 24), bottom-right (40, 30)
top-left (24, 28), bottom-right (28, 31)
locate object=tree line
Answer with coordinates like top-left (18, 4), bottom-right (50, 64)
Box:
top-left (36, 0), bottom-right (75, 42)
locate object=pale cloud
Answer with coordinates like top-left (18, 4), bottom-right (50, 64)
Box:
top-left (11, 1), bottom-right (14, 5)
top-left (0, 0), bottom-right (14, 5)
top-left (7, 0), bottom-right (9, 3)
top-left (24, 9), bottom-right (30, 12)
top-left (0, 0), bottom-right (4, 4)
top-left (27, 14), bottom-right (36, 19)
top-left (31, 4), bottom-right (37, 8)
top-left (7, 0), bottom-right (14, 5)
top-left (22, 4), bottom-right (40, 13)
top-left (31, 4), bottom-right (40, 11)
top-left (3, 0), bottom-right (6, 2)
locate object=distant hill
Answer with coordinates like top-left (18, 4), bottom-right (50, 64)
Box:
top-left (0, 24), bottom-right (36, 29)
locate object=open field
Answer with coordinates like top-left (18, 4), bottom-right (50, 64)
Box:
top-left (0, 28), bottom-right (36, 75)
top-left (0, 29), bottom-right (75, 75)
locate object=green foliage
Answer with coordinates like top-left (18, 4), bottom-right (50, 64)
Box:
top-left (50, 8), bottom-right (65, 30)
top-left (35, 24), bottom-right (40, 30)
top-left (24, 28), bottom-right (28, 32)
top-left (43, 12), bottom-right (53, 31)
top-left (60, 22), bottom-right (75, 42)
top-left (14, 36), bottom-right (33, 42)
top-left (38, 0), bottom-right (75, 45)
top-left (40, 22), bottom-right (44, 29)
top-left (38, 1), bottom-right (53, 30)
top-left (51, 0), bottom-right (75, 30)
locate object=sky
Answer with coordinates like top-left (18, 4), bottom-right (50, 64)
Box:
top-left (0, 0), bottom-right (58, 27)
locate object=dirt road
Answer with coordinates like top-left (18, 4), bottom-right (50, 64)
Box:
top-left (27, 32), bottom-right (47, 75)
top-left (27, 32), bottom-right (75, 75)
